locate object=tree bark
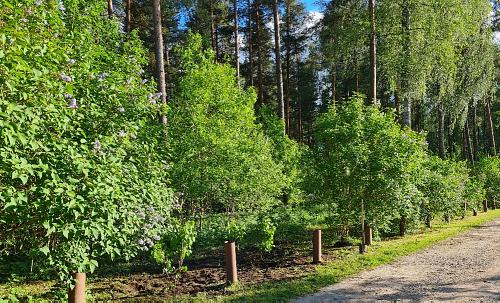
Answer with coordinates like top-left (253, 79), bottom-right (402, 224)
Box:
top-left (464, 118), bottom-right (474, 164)
top-left (401, 0), bottom-right (411, 128)
top-left (284, 0), bottom-right (292, 135)
top-left (471, 102), bottom-right (479, 161)
top-left (247, 0), bottom-right (254, 87)
top-left (153, 0), bottom-right (167, 125)
top-left (125, 0), bottom-right (132, 33)
top-left (107, 0), bottom-right (113, 18)
top-left (437, 102), bottom-right (445, 159)
top-left (234, 0), bottom-right (240, 84)
top-left (368, 0), bottom-right (377, 105)
top-left (255, 1), bottom-right (264, 106)
top-left (210, 1), bottom-right (217, 61)
top-left (485, 100), bottom-right (497, 155)
top-left (273, 0), bottom-right (285, 132)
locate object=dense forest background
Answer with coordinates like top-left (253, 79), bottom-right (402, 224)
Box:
top-left (0, 0), bottom-right (499, 295)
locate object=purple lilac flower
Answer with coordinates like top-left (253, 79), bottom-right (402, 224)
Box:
top-left (36, 0), bottom-right (42, 6)
top-left (144, 223), bottom-right (153, 230)
top-left (93, 139), bottom-right (102, 154)
top-left (146, 206), bottom-right (154, 212)
top-left (64, 93), bottom-right (72, 99)
top-left (138, 239), bottom-right (144, 245)
top-left (60, 73), bottom-right (72, 82)
top-left (59, 3), bottom-right (65, 13)
top-left (126, 78), bottom-right (132, 85)
top-left (68, 59), bottom-right (75, 65)
top-left (67, 98), bottom-right (78, 109)
top-left (137, 210), bottom-right (145, 218)
top-left (117, 107), bottom-right (125, 113)
top-left (153, 235), bottom-right (161, 241)
top-left (98, 73), bottom-right (108, 80)
top-left (141, 79), bottom-right (148, 84)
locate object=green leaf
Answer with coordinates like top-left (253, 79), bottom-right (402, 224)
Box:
top-left (39, 246), bottom-right (49, 256)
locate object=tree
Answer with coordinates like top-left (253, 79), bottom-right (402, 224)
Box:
top-left (153, 0), bottom-right (168, 124)
top-left (272, 0), bottom-right (285, 132)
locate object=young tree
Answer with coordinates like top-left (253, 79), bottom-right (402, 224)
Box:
top-left (272, 0), bottom-right (285, 132)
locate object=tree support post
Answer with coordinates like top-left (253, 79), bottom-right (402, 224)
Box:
top-left (68, 273), bottom-right (86, 303)
top-left (313, 229), bottom-right (322, 264)
top-left (483, 200), bottom-right (488, 213)
top-left (363, 224), bottom-right (372, 246)
top-left (224, 241), bottom-right (238, 284)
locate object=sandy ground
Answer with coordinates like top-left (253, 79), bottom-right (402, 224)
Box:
top-left (293, 218), bottom-right (500, 302)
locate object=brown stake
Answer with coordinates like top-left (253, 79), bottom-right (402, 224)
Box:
top-left (68, 273), bottom-right (86, 303)
top-left (224, 241), bottom-right (238, 284)
top-left (313, 229), bottom-right (322, 264)
top-left (364, 224), bottom-right (373, 246)
top-left (483, 200), bottom-right (488, 213)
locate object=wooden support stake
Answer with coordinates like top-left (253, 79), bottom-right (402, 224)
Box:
top-left (313, 229), bottom-right (322, 264)
top-left (483, 200), bottom-right (488, 213)
top-left (364, 224), bottom-right (372, 246)
top-left (224, 241), bottom-right (238, 284)
top-left (68, 273), bottom-right (86, 303)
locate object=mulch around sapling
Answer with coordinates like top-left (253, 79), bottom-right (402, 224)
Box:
top-left (89, 244), bottom-right (348, 300)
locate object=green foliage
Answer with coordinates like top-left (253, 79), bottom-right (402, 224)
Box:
top-left (420, 157), bottom-right (469, 221)
top-left (168, 34), bottom-right (284, 215)
top-left (152, 220), bottom-right (197, 273)
top-left (474, 156), bottom-right (500, 203)
top-left (310, 95), bottom-right (428, 234)
top-left (0, 0), bottom-right (173, 284)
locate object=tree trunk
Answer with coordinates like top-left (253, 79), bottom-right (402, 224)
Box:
top-left (273, 0), bottom-right (285, 133)
top-left (255, 1), bottom-right (264, 106)
top-left (437, 102), bottom-right (445, 159)
top-left (447, 114), bottom-right (454, 157)
top-left (463, 119), bottom-right (474, 163)
top-left (284, 0), bottom-right (292, 135)
top-left (107, 0), bottom-right (113, 18)
top-left (485, 100), bottom-right (497, 155)
top-left (234, 0), bottom-right (240, 84)
top-left (125, 0), bottom-right (132, 33)
top-left (471, 102), bottom-right (479, 161)
top-left (331, 67), bottom-right (337, 105)
top-left (401, 0), bottom-right (411, 128)
top-left (247, 0), bottom-right (254, 87)
top-left (153, 0), bottom-right (167, 125)
top-left (210, 1), bottom-right (217, 61)
top-left (368, 0), bottom-right (377, 105)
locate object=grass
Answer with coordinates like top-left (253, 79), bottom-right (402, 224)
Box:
top-left (1, 210), bottom-right (499, 302)
top-left (214, 209), bottom-right (500, 302)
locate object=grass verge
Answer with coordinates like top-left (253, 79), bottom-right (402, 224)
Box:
top-left (214, 210), bottom-right (500, 303)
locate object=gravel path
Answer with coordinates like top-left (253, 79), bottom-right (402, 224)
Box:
top-left (293, 218), bottom-right (500, 302)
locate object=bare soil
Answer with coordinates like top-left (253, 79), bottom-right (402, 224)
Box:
top-left (293, 218), bottom-right (500, 302)
top-left (90, 244), bottom-right (346, 301)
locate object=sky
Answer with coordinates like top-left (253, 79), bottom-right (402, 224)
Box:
top-left (303, 0), bottom-right (321, 12)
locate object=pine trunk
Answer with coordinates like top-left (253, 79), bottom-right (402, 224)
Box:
top-left (247, 0), bottom-right (254, 87)
top-left (471, 102), bottom-right (479, 161)
top-left (234, 0), bottom-right (240, 84)
top-left (284, 0), bottom-right (292, 135)
top-left (255, 1), bottom-right (264, 105)
top-left (125, 0), bottom-right (132, 33)
top-left (107, 0), bottom-right (113, 18)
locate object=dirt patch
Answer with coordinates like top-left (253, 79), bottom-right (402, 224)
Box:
top-left (293, 218), bottom-right (500, 302)
top-left (90, 245), bottom-right (346, 300)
